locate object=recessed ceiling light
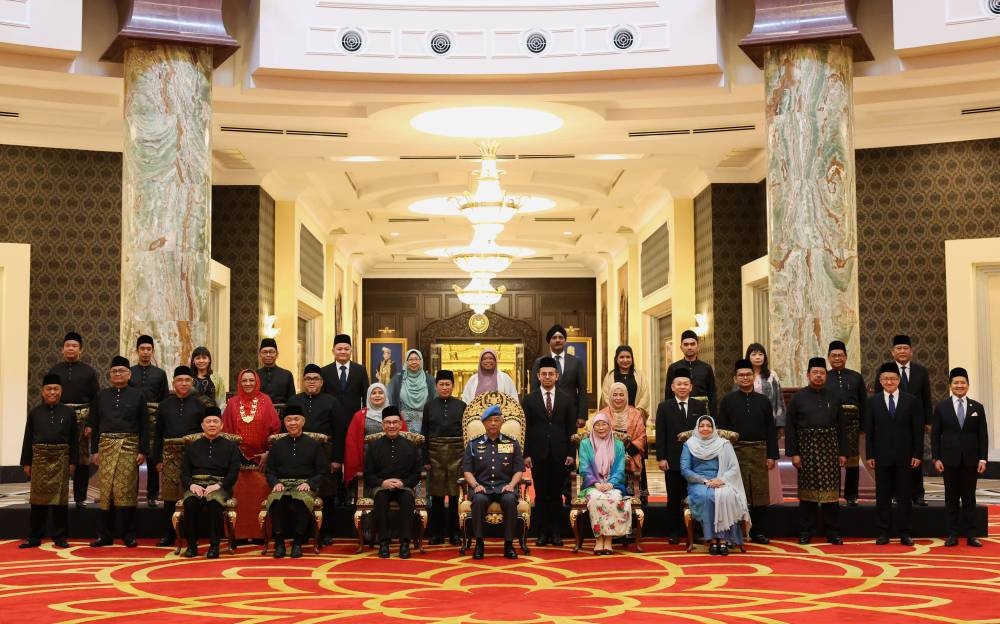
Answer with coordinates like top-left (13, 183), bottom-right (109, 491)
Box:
top-left (410, 107), bottom-right (563, 138)
top-left (389, 231), bottom-right (400, 237)
top-left (563, 231), bottom-right (574, 236)
top-left (344, 155), bottom-right (381, 162)
top-left (592, 154), bottom-right (637, 160)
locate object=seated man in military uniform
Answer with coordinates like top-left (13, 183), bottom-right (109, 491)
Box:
top-left (461, 404), bottom-right (525, 560)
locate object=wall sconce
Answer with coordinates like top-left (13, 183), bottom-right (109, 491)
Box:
top-left (693, 313), bottom-right (709, 337)
top-left (263, 315), bottom-right (280, 339)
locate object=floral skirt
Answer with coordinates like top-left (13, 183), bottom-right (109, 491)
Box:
top-left (585, 489), bottom-right (632, 537)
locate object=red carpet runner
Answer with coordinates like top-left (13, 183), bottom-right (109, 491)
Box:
top-left (1, 509), bottom-right (998, 623)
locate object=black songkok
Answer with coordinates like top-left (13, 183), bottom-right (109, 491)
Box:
top-left (892, 334), bottom-right (912, 347)
top-left (334, 334), bottom-right (351, 346)
top-left (136, 334), bottom-right (154, 348)
top-left (436, 369), bottom-right (454, 382)
top-left (827, 340), bottom-right (846, 353)
top-left (173, 366), bottom-right (193, 378)
top-left (807, 357), bottom-right (827, 371)
top-left (42, 373), bottom-right (62, 386)
top-left (111, 355), bottom-right (130, 369)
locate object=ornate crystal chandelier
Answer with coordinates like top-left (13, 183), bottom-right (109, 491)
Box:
top-left (452, 273), bottom-right (507, 315)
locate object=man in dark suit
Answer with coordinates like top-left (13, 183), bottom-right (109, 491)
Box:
top-left (522, 356), bottom-right (576, 546)
top-left (865, 363), bottom-right (924, 546)
top-left (874, 334), bottom-right (933, 506)
top-left (932, 367), bottom-right (988, 547)
top-left (530, 325), bottom-right (588, 429)
top-left (321, 334), bottom-right (369, 414)
top-left (655, 370), bottom-right (706, 544)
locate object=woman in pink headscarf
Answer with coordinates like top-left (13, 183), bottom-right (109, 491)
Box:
top-left (460, 348), bottom-right (519, 402)
top-left (578, 413), bottom-right (631, 555)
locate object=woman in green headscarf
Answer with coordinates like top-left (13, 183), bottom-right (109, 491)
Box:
top-left (387, 349), bottom-right (435, 432)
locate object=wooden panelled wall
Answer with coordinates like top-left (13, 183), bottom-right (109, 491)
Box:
top-left (362, 277), bottom-right (598, 405)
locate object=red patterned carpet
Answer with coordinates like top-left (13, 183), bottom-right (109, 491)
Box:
top-left (1, 511), bottom-right (998, 624)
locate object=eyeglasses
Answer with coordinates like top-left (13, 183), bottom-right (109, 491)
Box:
top-left (260, 349), bottom-right (277, 355)
top-left (110, 368), bottom-right (129, 374)
top-left (735, 372), bottom-right (754, 378)
top-left (303, 376), bottom-right (322, 382)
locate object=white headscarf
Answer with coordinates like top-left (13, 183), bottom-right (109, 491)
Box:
top-left (685, 415), bottom-right (750, 533)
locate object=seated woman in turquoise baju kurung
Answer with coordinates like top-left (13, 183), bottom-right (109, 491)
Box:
top-left (578, 413), bottom-right (632, 555)
top-left (680, 415), bottom-right (750, 555)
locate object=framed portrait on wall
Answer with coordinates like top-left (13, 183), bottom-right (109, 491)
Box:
top-left (565, 337), bottom-right (593, 393)
top-left (366, 338), bottom-right (407, 387)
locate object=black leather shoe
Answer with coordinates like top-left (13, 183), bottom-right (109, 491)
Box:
top-left (273, 541), bottom-right (286, 559)
top-left (90, 537), bottom-right (113, 548)
top-left (913, 498), bottom-right (928, 507)
top-left (967, 537), bottom-right (984, 547)
top-left (399, 540), bottom-right (411, 559)
top-left (124, 537), bottom-right (138, 548)
top-left (900, 535), bottom-right (914, 546)
top-left (472, 539), bottom-right (485, 560)
top-left (535, 535), bottom-right (550, 547)
top-left (378, 541), bottom-right (391, 558)
top-left (320, 534), bottom-right (334, 547)
top-left (503, 541), bottom-right (518, 560)
top-left (156, 537), bottom-right (175, 547)
top-left (944, 536), bottom-right (959, 547)
top-left (709, 543), bottom-right (720, 555)
top-left (53, 538), bottom-right (70, 548)
top-left (550, 535), bottom-right (564, 547)
top-left (846, 499), bottom-right (859, 507)
top-left (827, 536), bottom-right (843, 545)
top-left (750, 534), bottom-right (770, 545)
top-left (18, 539), bottom-right (40, 549)
top-left (75, 501), bottom-right (87, 510)
top-left (667, 536), bottom-right (680, 545)
top-left (798, 535), bottom-right (811, 545)
top-left (718, 544), bottom-right (729, 556)
top-left (206, 543), bottom-right (220, 559)
top-left (290, 543), bottom-right (303, 558)
top-left (449, 533), bottom-right (463, 546)
top-left (875, 534), bottom-right (890, 545)
top-left (184, 545), bottom-right (198, 558)
top-left (427, 536), bottom-right (444, 545)
top-left (148, 499), bottom-right (159, 508)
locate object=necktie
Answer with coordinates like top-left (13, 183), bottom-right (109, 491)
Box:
top-left (888, 393), bottom-right (896, 417)
top-left (957, 398), bottom-right (966, 428)
top-left (679, 401), bottom-right (686, 418)
top-left (339, 365), bottom-right (347, 390)
top-left (554, 354), bottom-right (562, 374)
top-left (900, 366), bottom-right (909, 392)
top-left (545, 391), bottom-right (553, 415)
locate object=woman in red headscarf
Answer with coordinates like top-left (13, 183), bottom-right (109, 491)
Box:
top-left (222, 369), bottom-right (280, 539)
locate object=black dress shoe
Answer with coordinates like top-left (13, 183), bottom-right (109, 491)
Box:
top-left (827, 536), bottom-right (843, 545)
top-left (273, 541), bottom-right (286, 559)
top-left (184, 545), bottom-right (198, 558)
top-left (667, 536), bottom-right (680, 545)
top-left (900, 535), bottom-right (914, 546)
top-left (90, 537), bottom-right (113, 548)
top-left (535, 535), bottom-right (550, 547)
top-left (875, 534), bottom-right (890, 545)
top-left (148, 499), bottom-right (159, 508)
top-left (550, 536), bottom-right (564, 547)
top-left (709, 543), bottom-right (720, 555)
top-left (75, 501), bottom-right (87, 510)
top-left (427, 536), bottom-right (444, 546)
top-left (472, 539), bottom-right (485, 560)
top-left (449, 534), bottom-right (463, 546)
top-left (718, 544), bottom-right (729, 556)
top-left (124, 537), bottom-right (138, 548)
top-left (206, 544), bottom-right (220, 559)
top-left (53, 538), bottom-right (70, 548)
top-left (913, 498), bottom-right (928, 507)
top-left (967, 537), bottom-right (984, 547)
top-left (18, 539), bottom-right (40, 549)
top-left (378, 541), bottom-right (391, 558)
top-left (503, 541), bottom-right (518, 560)
top-left (798, 535), bottom-right (811, 545)
top-left (399, 540), bottom-right (411, 559)
top-left (846, 499), bottom-right (859, 507)
top-left (750, 534), bottom-right (770, 545)
top-left (320, 534), bottom-right (334, 547)
top-left (156, 537), bottom-right (175, 547)
top-left (290, 543), bottom-right (303, 558)
top-left (944, 536), bottom-right (959, 547)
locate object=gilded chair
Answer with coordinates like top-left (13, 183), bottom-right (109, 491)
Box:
top-left (170, 432), bottom-right (242, 556)
top-left (352, 431), bottom-right (429, 553)
top-left (258, 431), bottom-right (327, 555)
top-left (677, 428), bottom-right (748, 552)
top-left (456, 391), bottom-right (532, 555)
top-left (568, 429), bottom-right (645, 552)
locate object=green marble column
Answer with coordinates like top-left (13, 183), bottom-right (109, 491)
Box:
top-left (120, 44), bottom-right (213, 367)
top-left (764, 43), bottom-right (860, 385)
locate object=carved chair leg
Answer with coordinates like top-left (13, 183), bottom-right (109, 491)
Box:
top-left (520, 515), bottom-right (531, 555)
top-left (569, 509), bottom-right (582, 553)
top-left (172, 508), bottom-right (183, 555)
top-left (314, 510), bottom-right (323, 553)
top-left (416, 510), bottom-right (427, 553)
top-left (227, 510), bottom-right (237, 553)
top-left (459, 514), bottom-right (469, 554)
top-left (684, 509), bottom-right (695, 553)
top-left (260, 514), bottom-right (271, 556)
top-left (633, 514), bottom-right (643, 553)
top-left (354, 510), bottom-right (365, 554)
